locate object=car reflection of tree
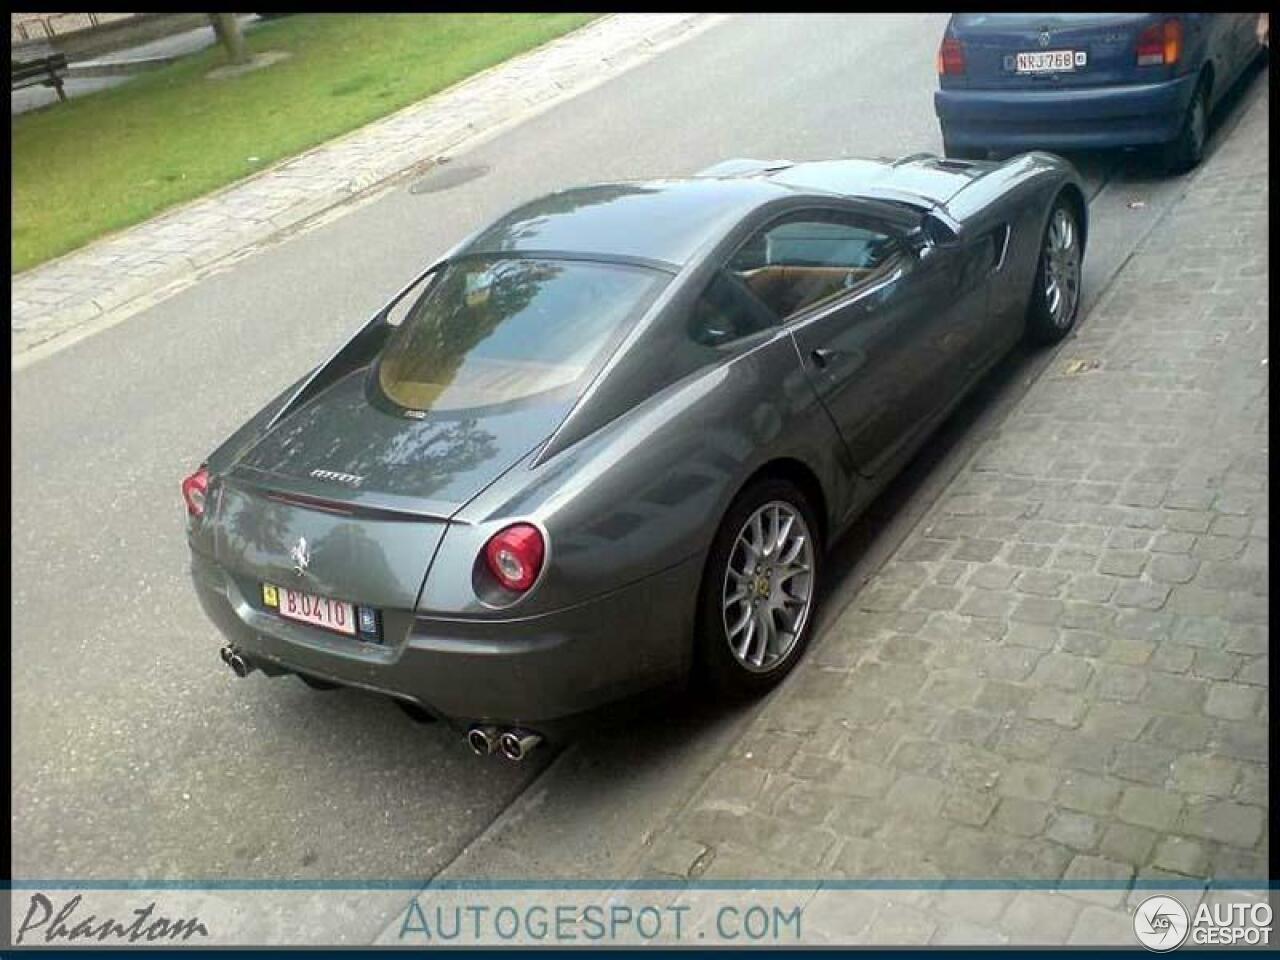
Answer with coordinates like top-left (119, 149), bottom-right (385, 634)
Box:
top-left (380, 258), bottom-right (561, 410)
top-left (264, 376), bottom-right (501, 499)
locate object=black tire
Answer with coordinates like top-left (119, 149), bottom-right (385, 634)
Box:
top-left (1160, 79), bottom-right (1209, 174)
top-left (1025, 197), bottom-right (1083, 346)
top-left (695, 477), bottom-right (821, 699)
top-left (297, 673), bottom-right (340, 691)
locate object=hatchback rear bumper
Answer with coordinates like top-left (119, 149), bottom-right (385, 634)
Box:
top-left (935, 73), bottom-right (1199, 152)
top-left (191, 548), bottom-right (699, 729)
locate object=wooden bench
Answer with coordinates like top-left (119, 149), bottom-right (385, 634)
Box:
top-left (12, 52), bottom-right (69, 102)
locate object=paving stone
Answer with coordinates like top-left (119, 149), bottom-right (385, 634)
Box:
top-left (1081, 702), bottom-right (1150, 741)
top-left (997, 762), bottom-right (1061, 802)
top-left (988, 798), bottom-right (1049, 839)
top-left (1046, 810), bottom-right (1102, 852)
top-left (1147, 554), bottom-right (1200, 584)
top-left (941, 787), bottom-right (999, 827)
top-left (1116, 786), bottom-right (1183, 831)
top-left (1110, 742), bottom-right (1176, 786)
top-left (1005, 544), bottom-right (1052, 567)
top-left (1025, 689), bottom-right (1086, 728)
top-left (1176, 799), bottom-right (1265, 849)
top-left (1112, 580), bottom-right (1171, 610)
top-left (1011, 597), bottom-right (1065, 625)
top-left (1001, 891), bottom-right (1081, 943)
top-left (882, 775), bottom-right (948, 817)
top-left (1030, 652), bottom-right (1094, 691)
top-left (1062, 854), bottom-right (1135, 906)
top-left (1152, 836), bottom-right (1209, 876)
top-left (1097, 822), bottom-right (1158, 867)
top-left (1090, 663), bottom-right (1149, 702)
top-left (1148, 643), bottom-right (1195, 674)
top-left (1203, 682), bottom-right (1263, 720)
top-left (1065, 905), bottom-right (1138, 946)
top-left (1190, 648), bottom-right (1243, 680)
top-left (1150, 531), bottom-right (1197, 554)
top-left (1098, 550), bottom-right (1148, 577)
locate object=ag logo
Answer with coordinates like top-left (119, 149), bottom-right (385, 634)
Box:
top-left (1134, 896), bottom-right (1190, 952)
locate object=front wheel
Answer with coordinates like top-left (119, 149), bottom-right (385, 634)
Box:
top-left (695, 478), bottom-right (821, 699)
top-left (1025, 199), bottom-right (1083, 346)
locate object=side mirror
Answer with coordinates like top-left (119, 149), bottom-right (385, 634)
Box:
top-left (909, 211), bottom-right (961, 259)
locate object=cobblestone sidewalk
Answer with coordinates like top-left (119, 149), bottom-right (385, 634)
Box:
top-left (11, 13), bottom-right (721, 360)
top-left (631, 83), bottom-right (1269, 944)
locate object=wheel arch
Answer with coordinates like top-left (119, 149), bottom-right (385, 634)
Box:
top-left (737, 457), bottom-right (831, 552)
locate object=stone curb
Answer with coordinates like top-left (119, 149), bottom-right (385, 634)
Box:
top-left (12, 13), bottom-right (725, 365)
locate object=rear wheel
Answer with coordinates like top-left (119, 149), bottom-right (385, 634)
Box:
top-left (695, 478), bottom-right (821, 699)
top-left (1025, 199), bottom-right (1083, 346)
top-left (1160, 79), bottom-right (1209, 174)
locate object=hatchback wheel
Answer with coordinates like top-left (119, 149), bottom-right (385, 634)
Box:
top-left (1161, 81), bottom-right (1209, 174)
top-left (697, 478), bottom-right (820, 698)
top-left (1025, 199), bottom-right (1082, 345)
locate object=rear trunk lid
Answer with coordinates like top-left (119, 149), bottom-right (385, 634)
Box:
top-left (946, 13), bottom-right (1160, 90)
top-left (212, 366), bottom-right (564, 611)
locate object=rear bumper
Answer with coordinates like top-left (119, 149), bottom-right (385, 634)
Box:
top-left (935, 73), bottom-right (1198, 151)
top-left (191, 549), bottom-right (699, 728)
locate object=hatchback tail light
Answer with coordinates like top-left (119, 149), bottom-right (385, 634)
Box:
top-left (937, 35), bottom-right (966, 76)
top-left (182, 465), bottom-right (210, 518)
top-left (484, 523), bottom-right (545, 592)
top-left (1137, 18), bottom-right (1182, 66)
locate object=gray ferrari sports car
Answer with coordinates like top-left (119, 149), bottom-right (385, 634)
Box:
top-left (185, 151), bottom-right (1086, 760)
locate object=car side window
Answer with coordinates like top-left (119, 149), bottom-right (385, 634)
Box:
top-left (688, 271), bottom-right (777, 348)
top-left (729, 213), bottom-right (905, 320)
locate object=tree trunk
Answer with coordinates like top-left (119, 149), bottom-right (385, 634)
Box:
top-left (209, 14), bottom-right (249, 66)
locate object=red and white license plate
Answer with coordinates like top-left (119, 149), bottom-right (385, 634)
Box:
top-left (264, 583), bottom-right (355, 636)
top-left (1015, 49), bottom-right (1085, 73)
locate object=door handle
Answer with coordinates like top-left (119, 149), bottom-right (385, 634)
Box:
top-left (810, 348), bottom-right (838, 369)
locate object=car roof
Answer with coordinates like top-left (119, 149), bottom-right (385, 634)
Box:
top-left (461, 178), bottom-right (795, 267)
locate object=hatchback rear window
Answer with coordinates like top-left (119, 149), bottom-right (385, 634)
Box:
top-left (376, 257), bottom-right (665, 414)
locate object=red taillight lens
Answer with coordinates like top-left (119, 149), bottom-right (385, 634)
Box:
top-left (484, 523), bottom-right (545, 592)
top-left (1137, 18), bottom-right (1182, 66)
top-left (937, 35), bottom-right (966, 76)
top-left (182, 465), bottom-right (210, 518)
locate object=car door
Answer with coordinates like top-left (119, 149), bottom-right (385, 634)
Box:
top-left (727, 209), bottom-right (976, 479)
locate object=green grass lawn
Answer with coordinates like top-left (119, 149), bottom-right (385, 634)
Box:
top-left (11, 13), bottom-right (596, 273)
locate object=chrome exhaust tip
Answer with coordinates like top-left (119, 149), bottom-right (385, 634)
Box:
top-left (499, 730), bottom-right (542, 762)
top-left (227, 651), bottom-right (254, 678)
top-left (467, 725), bottom-right (500, 756)
top-left (219, 644), bottom-right (234, 666)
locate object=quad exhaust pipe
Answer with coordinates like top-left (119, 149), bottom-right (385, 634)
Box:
top-left (219, 644), bottom-right (255, 678)
top-left (466, 725), bottom-right (542, 760)
top-left (499, 729), bottom-right (542, 762)
top-left (467, 725), bottom-right (500, 756)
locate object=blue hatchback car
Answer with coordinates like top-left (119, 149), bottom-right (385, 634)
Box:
top-left (934, 13), bottom-right (1264, 172)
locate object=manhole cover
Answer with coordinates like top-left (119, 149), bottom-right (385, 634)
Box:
top-left (409, 163), bottom-right (490, 195)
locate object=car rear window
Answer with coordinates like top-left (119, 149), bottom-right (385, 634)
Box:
top-left (376, 257), bottom-right (665, 414)
top-left (953, 14), bottom-right (1146, 29)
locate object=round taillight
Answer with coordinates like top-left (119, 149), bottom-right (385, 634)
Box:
top-left (182, 466), bottom-right (210, 518)
top-left (483, 523), bottom-right (545, 592)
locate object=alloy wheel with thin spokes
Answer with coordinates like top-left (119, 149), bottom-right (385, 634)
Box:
top-left (721, 500), bottom-right (815, 673)
top-left (1042, 207), bottom-right (1081, 330)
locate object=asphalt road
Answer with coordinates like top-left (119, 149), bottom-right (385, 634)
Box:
top-left (10, 13), bottom-right (1265, 885)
